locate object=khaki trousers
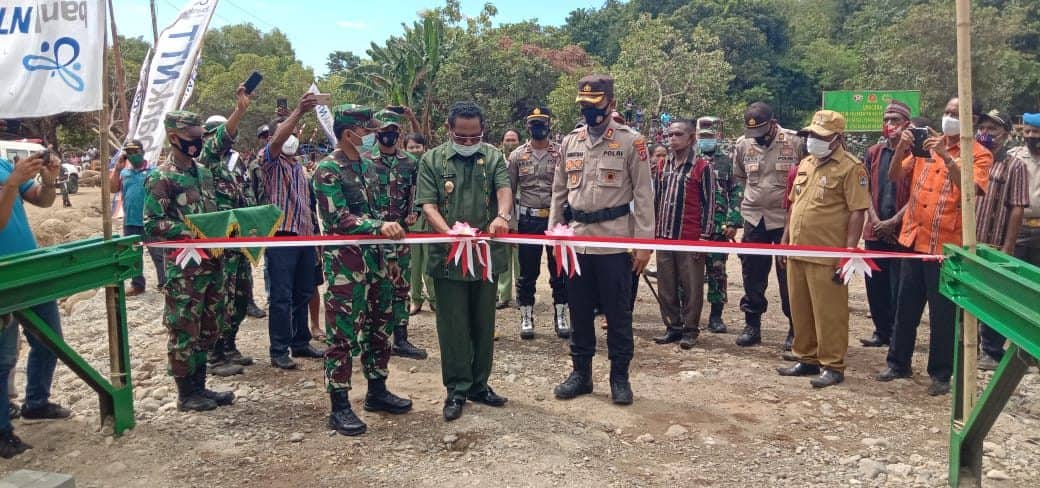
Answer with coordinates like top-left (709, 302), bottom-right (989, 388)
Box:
top-left (787, 259), bottom-right (849, 371)
top-left (655, 251), bottom-right (706, 333)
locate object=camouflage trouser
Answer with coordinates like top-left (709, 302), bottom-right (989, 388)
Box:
top-left (389, 244), bottom-right (411, 336)
top-left (705, 251), bottom-right (729, 306)
top-left (323, 246), bottom-right (394, 392)
top-left (163, 257), bottom-right (225, 378)
top-left (220, 251), bottom-right (252, 340)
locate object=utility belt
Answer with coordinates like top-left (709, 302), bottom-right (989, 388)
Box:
top-left (568, 203), bottom-right (631, 224)
top-left (1023, 217), bottom-right (1040, 228)
top-left (518, 205), bottom-right (550, 219)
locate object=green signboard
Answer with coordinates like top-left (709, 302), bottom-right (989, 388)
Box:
top-left (822, 90), bottom-right (921, 132)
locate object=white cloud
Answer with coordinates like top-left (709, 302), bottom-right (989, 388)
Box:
top-left (336, 21), bottom-right (367, 30)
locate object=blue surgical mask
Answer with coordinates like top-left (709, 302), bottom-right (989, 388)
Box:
top-left (697, 138), bottom-right (718, 153)
top-left (361, 133), bottom-right (376, 148)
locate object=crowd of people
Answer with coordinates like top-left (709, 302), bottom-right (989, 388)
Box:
top-left (3, 71), bottom-right (1040, 456)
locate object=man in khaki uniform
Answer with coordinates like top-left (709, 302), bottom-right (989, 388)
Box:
top-left (778, 110), bottom-right (869, 388)
top-left (509, 106), bottom-right (570, 340)
top-left (733, 102), bottom-right (805, 349)
top-left (549, 74), bottom-right (654, 405)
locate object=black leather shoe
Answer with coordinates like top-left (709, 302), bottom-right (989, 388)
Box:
top-left (467, 387), bottom-right (507, 407)
top-left (707, 315), bottom-right (727, 333)
top-left (735, 326), bottom-right (761, 347)
top-left (653, 329), bottom-right (684, 345)
top-left (270, 355), bottom-right (297, 370)
top-left (19, 402), bottom-right (72, 420)
top-left (810, 369), bottom-right (845, 388)
top-left (443, 397), bottom-right (465, 421)
top-left (245, 302), bottom-right (267, 318)
top-left (291, 344), bottom-right (325, 359)
top-left (874, 367), bottom-right (912, 382)
top-left (781, 351), bottom-right (799, 361)
top-left (927, 379), bottom-right (951, 396)
top-left (8, 402), bottom-right (20, 420)
top-left (679, 331), bottom-right (698, 350)
top-left (859, 333), bottom-right (890, 347)
top-left (776, 362), bottom-right (821, 377)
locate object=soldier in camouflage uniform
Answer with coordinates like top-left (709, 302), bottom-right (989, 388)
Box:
top-left (312, 105), bottom-right (413, 437)
top-left (196, 93), bottom-right (258, 377)
top-left (144, 108), bottom-right (237, 413)
top-left (365, 109), bottom-right (427, 360)
top-left (695, 118), bottom-right (743, 333)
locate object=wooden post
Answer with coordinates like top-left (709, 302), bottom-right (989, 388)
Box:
top-left (150, 0), bottom-right (160, 47)
top-left (107, 0), bottom-right (131, 136)
top-left (955, 0), bottom-right (978, 414)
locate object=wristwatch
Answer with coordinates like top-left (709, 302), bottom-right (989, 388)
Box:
top-left (497, 212), bottom-right (512, 222)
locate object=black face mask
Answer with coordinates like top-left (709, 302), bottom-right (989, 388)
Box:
top-left (1025, 137), bottom-right (1040, 153)
top-left (753, 134), bottom-right (773, 147)
top-left (174, 136), bottom-right (204, 157)
top-left (529, 124), bottom-right (550, 141)
top-left (581, 106), bottom-right (608, 127)
top-left (377, 131), bottom-right (399, 148)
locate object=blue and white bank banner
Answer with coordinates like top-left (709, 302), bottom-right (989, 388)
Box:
top-left (308, 82), bottom-right (337, 147)
top-left (0, 0), bottom-right (106, 118)
top-left (130, 0), bottom-right (218, 164)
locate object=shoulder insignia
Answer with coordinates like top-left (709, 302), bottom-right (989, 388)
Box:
top-left (604, 127), bottom-right (614, 140)
top-left (635, 138), bottom-right (648, 162)
top-left (577, 129), bottom-right (587, 141)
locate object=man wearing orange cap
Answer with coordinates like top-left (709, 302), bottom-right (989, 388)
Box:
top-left (778, 110), bottom-right (870, 388)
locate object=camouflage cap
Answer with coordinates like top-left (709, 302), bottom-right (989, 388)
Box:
top-left (333, 104), bottom-right (378, 129)
top-left (373, 109), bottom-right (405, 129)
top-left (164, 110), bottom-right (202, 130)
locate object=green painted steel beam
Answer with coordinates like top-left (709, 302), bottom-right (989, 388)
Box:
top-left (940, 245), bottom-right (1040, 487)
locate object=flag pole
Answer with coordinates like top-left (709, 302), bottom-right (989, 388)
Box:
top-left (108, 0), bottom-right (130, 137)
top-left (955, 0), bottom-right (978, 414)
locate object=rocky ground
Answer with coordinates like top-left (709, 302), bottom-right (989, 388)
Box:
top-left (3, 187), bottom-right (1038, 487)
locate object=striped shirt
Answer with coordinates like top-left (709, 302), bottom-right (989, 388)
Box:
top-left (898, 141), bottom-right (992, 254)
top-left (262, 145), bottom-right (315, 236)
top-left (975, 145), bottom-right (1029, 247)
top-left (653, 151), bottom-right (715, 240)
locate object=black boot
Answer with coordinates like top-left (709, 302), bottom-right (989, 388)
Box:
top-left (609, 360), bottom-right (633, 405)
top-left (194, 363), bottom-right (234, 407)
top-left (782, 323), bottom-right (794, 351)
top-left (207, 339), bottom-right (244, 377)
top-left (679, 327), bottom-right (698, 349)
top-left (363, 378), bottom-right (413, 414)
top-left (224, 334), bottom-right (254, 366)
top-left (554, 356), bottom-right (593, 399)
top-left (735, 313), bottom-right (762, 347)
top-left (392, 325), bottom-right (428, 360)
top-left (328, 389), bottom-right (366, 436)
top-left (175, 376), bottom-right (217, 412)
top-left (707, 302), bottom-right (727, 333)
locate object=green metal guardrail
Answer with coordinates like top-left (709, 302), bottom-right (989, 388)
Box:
top-left (0, 236), bottom-right (141, 435)
top-left (940, 245), bottom-right (1040, 487)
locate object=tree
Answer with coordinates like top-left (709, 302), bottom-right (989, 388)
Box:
top-left (326, 51), bottom-right (361, 76)
top-left (611, 15), bottom-right (733, 121)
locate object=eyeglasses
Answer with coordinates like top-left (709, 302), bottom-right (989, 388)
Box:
top-left (666, 131), bottom-right (688, 137)
top-left (451, 131), bottom-right (483, 144)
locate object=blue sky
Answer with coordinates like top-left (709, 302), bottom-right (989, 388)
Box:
top-left (111, 0), bottom-right (597, 76)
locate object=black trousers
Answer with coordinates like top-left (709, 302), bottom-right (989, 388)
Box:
top-left (516, 215), bottom-right (567, 306)
top-left (568, 253), bottom-right (634, 363)
top-left (739, 219), bottom-right (790, 321)
top-left (864, 240), bottom-right (906, 342)
top-left (886, 259), bottom-right (955, 381)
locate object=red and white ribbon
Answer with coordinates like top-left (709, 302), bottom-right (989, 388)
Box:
top-left (171, 247), bottom-right (209, 269)
top-left (839, 256), bottom-right (881, 285)
top-left (546, 223), bottom-right (581, 278)
top-left (445, 222), bottom-right (493, 281)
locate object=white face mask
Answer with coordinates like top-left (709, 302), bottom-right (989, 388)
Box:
top-left (941, 115), bottom-right (960, 136)
top-left (453, 142), bottom-right (481, 157)
top-left (282, 135), bottom-right (299, 156)
top-left (806, 137), bottom-right (834, 158)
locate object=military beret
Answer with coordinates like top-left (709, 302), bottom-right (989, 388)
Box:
top-left (164, 110), bottom-right (202, 130)
top-left (1024, 113), bottom-right (1040, 129)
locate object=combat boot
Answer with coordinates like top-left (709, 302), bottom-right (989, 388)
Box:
top-left (175, 376), bottom-right (217, 412)
top-left (392, 325), bottom-right (428, 360)
top-left (363, 378), bottom-right (413, 414)
top-left (207, 340), bottom-right (244, 377)
top-left (707, 302), bottom-right (727, 333)
top-left (194, 363), bottom-right (234, 407)
top-left (735, 313), bottom-right (762, 347)
top-left (554, 304), bottom-right (572, 339)
top-left (609, 359), bottom-right (633, 405)
top-left (328, 389), bottom-right (366, 436)
top-left (519, 305), bottom-right (535, 340)
top-left (224, 335), bottom-right (254, 366)
top-left (554, 356), bottom-right (593, 399)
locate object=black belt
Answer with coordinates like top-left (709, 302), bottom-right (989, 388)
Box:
top-left (518, 205), bottom-right (550, 218)
top-left (570, 204), bottom-right (630, 224)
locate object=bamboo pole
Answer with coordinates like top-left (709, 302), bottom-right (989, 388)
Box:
top-left (108, 0), bottom-right (130, 136)
top-left (955, 0), bottom-right (978, 414)
top-left (150, 0), bottom-right (160, 47)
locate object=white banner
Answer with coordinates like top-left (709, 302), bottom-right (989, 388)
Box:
top-left (308, 83), bottom-right (337, 146)
top-left (0, 0), bottom-right (107, 117)
top-left (125, 48), bottom-right (152, 143)
top-left (130, 0), bottom-right (219, 164)
top-left (179, 54), bottom-right (201, 109)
